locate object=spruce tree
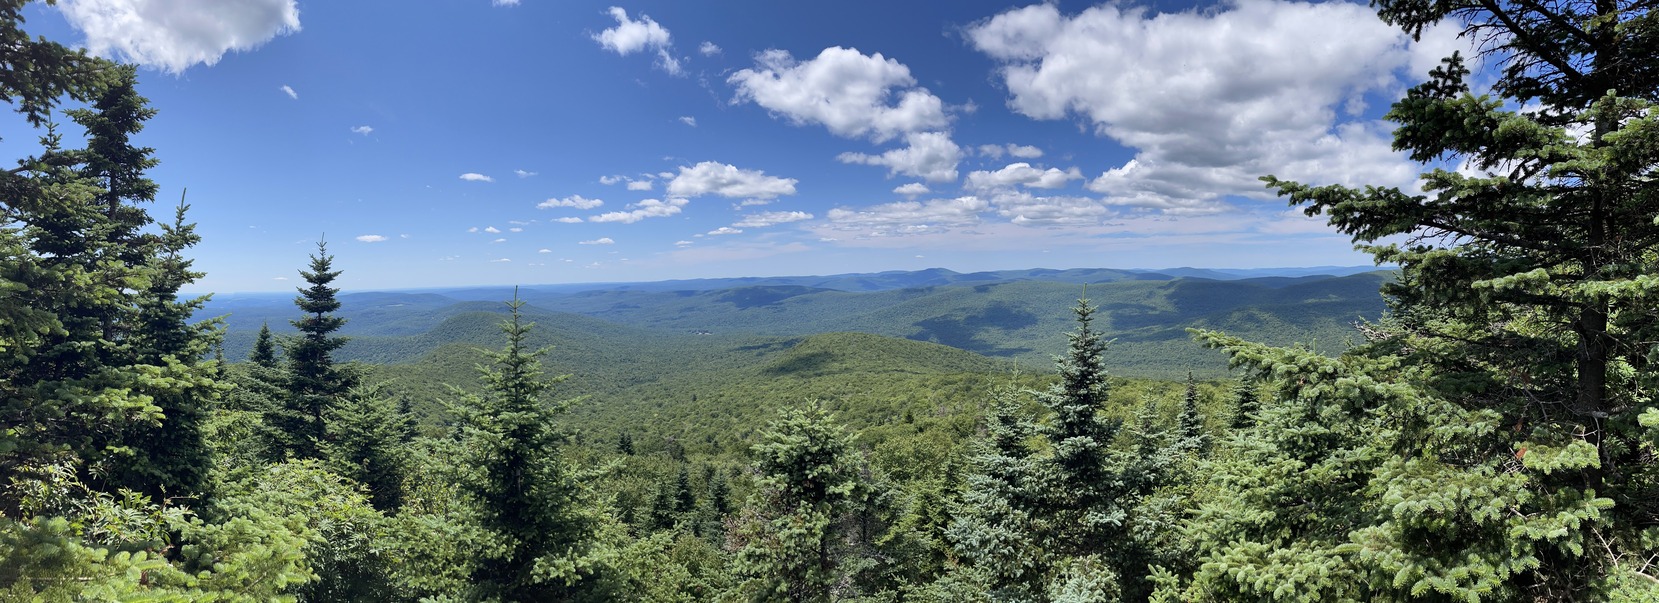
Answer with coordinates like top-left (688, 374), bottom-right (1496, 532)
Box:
top-left (107, 197), bottom-right (219, 499)
top-left (733, 405), bottom-right (878, 602)
top-left (1173, 372), bottom-right (1207, 454)
top-left (249, 322), bottom-right (277, 368)
top-left (1172, 0), bottom-right (1659, 596)
top-left (1228, 378), bottom-right (1259, 430)
top-left (943, 298), bottom-right (1136, 600)
top-left (323, 383), bottom-right (414, 512)
top-left (944, 392), bottom-right (1045, 598)
top-left (274, 239), bottom-right (354, 459)
top-left (452, 293), bottom-right (602, 601)
top-left (1030, 296), bottom-right (1124, 562)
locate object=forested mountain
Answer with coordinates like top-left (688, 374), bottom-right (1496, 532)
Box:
top-left (6, 0), bottom-right (1659, 600)
top-left (206, 269), bottom-right (1389, 379)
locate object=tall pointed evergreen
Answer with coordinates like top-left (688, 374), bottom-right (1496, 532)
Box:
top-left (1228, 378), bottom-right (1259, 430)
top-left (453, 292), bottom-right (602, 600)
top-left (943, 297), bottom-right (1131, 600)
top-left (107, 197), bottom-right (219, 499)
top-left (250, 322), bottom-right (277, 368)
top-left (274, 238), bottom-right (353, 459)
top-left (1031, 296), bottom-right (1122, 555)
top-left (1174, 372), bottom-right (1207, 454)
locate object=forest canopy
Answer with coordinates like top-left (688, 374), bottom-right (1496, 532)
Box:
top-left (2, 0), bottom-right (1658, 601)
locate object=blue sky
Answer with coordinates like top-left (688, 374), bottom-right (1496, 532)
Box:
top-left (7, 0), bottom-right (1469, 292)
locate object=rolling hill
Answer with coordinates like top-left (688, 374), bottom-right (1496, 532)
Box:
top-left (204, 267), bottom-right (1390, 380)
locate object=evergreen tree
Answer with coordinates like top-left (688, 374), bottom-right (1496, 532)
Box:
top-left (451, 293), bottom-right (603, 601)
top-left (1228, 378), bottom-right (1259, 430)
top-left (1171, 0), bottom-right (1659, 596)
top-left (673, 464), bottom-right (696, 513)
top-left (1173, 372), bottom-right (1207, 454)
top-left (943, 392), bottom-right (1045, 598)
top-left (105, 197), bottom-right (219, 500)
top-left (250, 322), bottom-right (277, 368)
top-left (323, 383), bottom-right (414, 512)
top-left (733, 405), bottom-right (879, 602)
top-left (1029, 297), bottom-right (1125, 570)
top-left (273, 239), bottom-right (354, 459)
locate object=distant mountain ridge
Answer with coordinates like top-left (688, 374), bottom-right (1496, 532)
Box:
top-left (203, 266), bottom-right (1391, 380)
top-left (398, 265), bottom-right (1386, 298)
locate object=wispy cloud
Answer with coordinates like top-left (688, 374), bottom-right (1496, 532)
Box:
top-left (679, 116), bottom-right (697, 127)
top-left (459, 172), bottom-right (493, 182)
top-left (538, 195), bottom-right (604, 210)
top-left (351, 125), bottom-right (373, 135)
top-left (280, 84), bottom-right (297, 99)
top-left (734, 211), bottom-right (813, 228)
top-left (580, 237), bottom-right (616, 245)
top-left (355, 234), bottom-right (387, 243)
top-left (515, 169), bottom-right (537, 178)
top-left (590, 198), bottom-right (687, 223)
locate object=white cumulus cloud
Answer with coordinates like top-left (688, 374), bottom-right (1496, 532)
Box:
top-left (836, 131), bottom-right (963, 182)
top-left (966, 162), bottom-right (1082, 190)
top-left (699, 41), bottom-right (721, 56)
top-left (592, 6), bottom-right (681, 75)
top-left (893, 183), bottom-right (930, 196)
top-left (554, 217), bottom-right (584, 223)
top-left (539, 195), bottom-right (604, 210)
top-left (967, 1), bottom-right (1464, 212)
top-left (679, 116), bottom-right (697, 127)
top-left (459, 173), bottom-right (493, 182)
top-left (590, 198), bottom-right (688, 223)
top-left (351, 125), bottom-right (373, 135)
top-left (355, 234), bottom-right (387, 243)
top-left (729, 46), bottom-right (948, 142)
top-left (580, 237), bottom-right (616, 245)
top-left (627, 180), bottom-right (654, 191)
top-left (484, 226), bottom-right (501, 233)
top-left (667, 161), bottom-right (797, 199)
top-left (707, 227), bottom-right (743, 236)
top-left (59, 0), bottom-right (300, 74)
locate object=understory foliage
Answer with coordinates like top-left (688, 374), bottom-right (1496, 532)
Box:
top-left (6, 0), bottom-right (1659, 600)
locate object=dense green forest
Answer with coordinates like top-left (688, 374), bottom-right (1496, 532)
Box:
top-left (201, 269), bottom-right (1390, 382)
top-left (5, 0), bottom-right (1659, 601)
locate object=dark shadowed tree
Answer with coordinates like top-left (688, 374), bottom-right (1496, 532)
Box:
top-left (272, 239), bottom-right (354, 459)
top-left (451, 293), bottom-right (606, 601)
